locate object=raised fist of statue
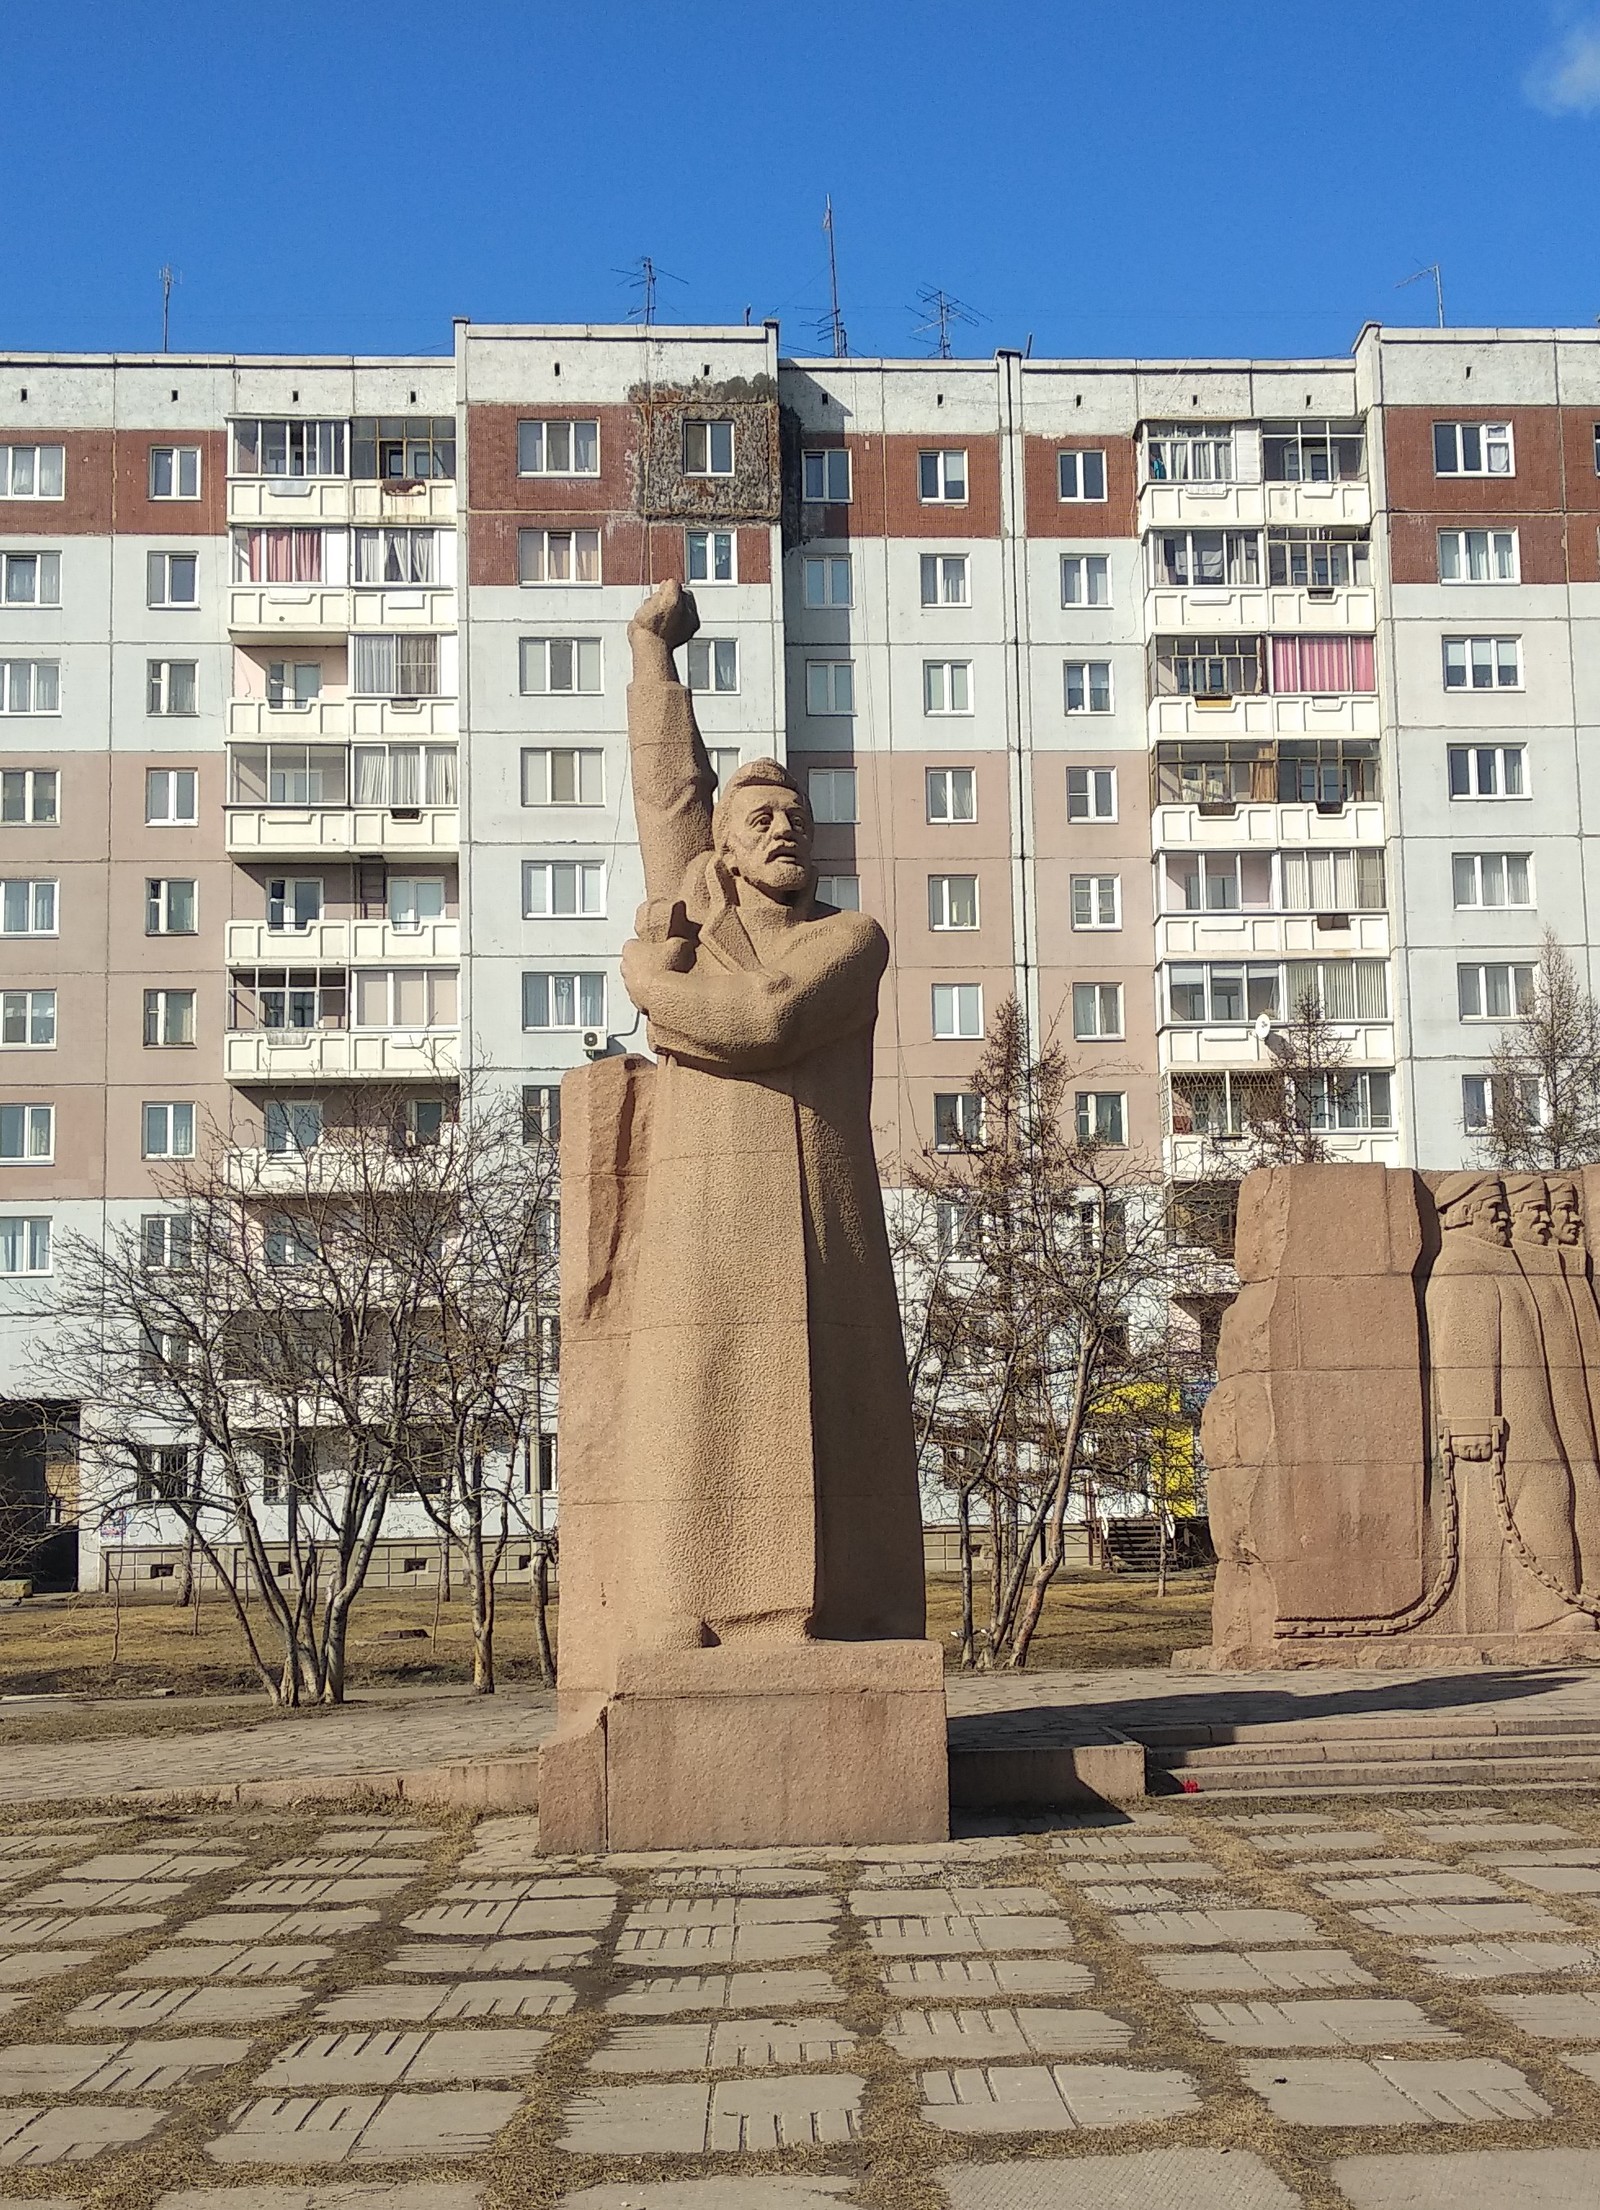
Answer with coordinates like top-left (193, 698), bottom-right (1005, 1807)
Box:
top-left (628, 576), bottom-right (700, 654)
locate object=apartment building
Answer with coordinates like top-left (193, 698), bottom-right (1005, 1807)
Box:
top-left (3, 319), bottom-right (1597, 1586)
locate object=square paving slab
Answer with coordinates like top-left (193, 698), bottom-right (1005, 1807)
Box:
top-left (886, 2006), bottom-right (1133, 2059)
top-left (1241, 2057), bottom-right (1551, 2126)
top-left (385, 1938), bottom-right (596, 1976)
top-left (557, 2075), bottom-right (865, 2154)
top-left (206, 2090), bottom-right (523, 2166)
top-left (1110, 1909), bottom-right (1322, 1947)
top-left (1352, 1903), bottom-right (1572, 1936)
top-left (255, 2028), bottom-right (551, 2088)
top-left (66, 1985), bottom-right (308, 2029)
top-left (862, 1913), bottom-right (1077, 1956)
top-left (317, 1980), bottom-right (575, 2022)
top-left (1314, 1874), bottom-right (1510, 1903)
top-left (0, 2037), bottom-right (246, 2097)
top-left (589, 2018), bottom-right (858, 2074)
top-left (605, 1970), bottom-right (843, 2016)
top-left (175, 1910), bottom-right (380, 1943)
top-left (0, 2102), bottom-right (166, 2165)
top-left (0, 1913), bottom-right (164, 1945)
top-left (1147, 1950), bottom-right (1377, 1994)
top-left (1186, 1999), bottom-right (1455, 2049)
top-left (1331, 2147), bottom-right (1599, 2208)
top-left (882, 1958), bottom-right (1094, 1998)
top-left (1410, 1940), bottom-right (1600, 1980)
top-left (937, 2147), bottom-right (1304, 2210)
top-left (0, 1951), bottom-right (99, 1987)
top-left (1479, 1990), bottom-right (1600, 2039)
top-left (155, 2188), bottom-right (483, 2210)
top-left (1416, 1824), bottom-right (1578, 1844)
top-left (920, 2062), bottom-right (1200, 2133)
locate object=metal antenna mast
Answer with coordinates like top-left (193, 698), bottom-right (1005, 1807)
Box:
top-left (159, 265), bottom-right (177, 351)
top-left (910, 285), bottom-right (984, 359)
top-left (820, 198), bottom-right (848, 358)
top-left (1397, 262), bottom-right (1446, 327)
top-left (617, 256), bottom-right (687, 330)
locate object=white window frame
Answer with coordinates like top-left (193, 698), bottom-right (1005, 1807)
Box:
top-left (0, 769), bottom-right (58, 824)
top-left (517, 526), bottom-right (602, 587)
top-left (1067, 766), bottom-right (1117, 822)
top-left (1438, 528), bottom-right (1519, 584)
top-left (1071, 874), bottom-right (1121, 930)
top-left (1448, 744), bottom-right (1528, 799)
top-left (1458, 963), bottom-right (1536, 1021)
top-left (1434, 421), bottom-right (1515, 477)
top-left (147, 659), bottom-right (197, 716)
top-left (685, 637), bottom-right (739, 694)
top-left (522, 859), bottom-right (606, 919)
top-left (149, 446), bottom-right (201, 500)
top-left (686, 528), bottom-right (737, 585)
top-left (923, 660), bottom-right (972, 715)
top-left (816, 873), bottom-right (859, 910)
top-left (1064, 660), bottom-right (1113, 714)
top-left (1443, 636), bottom-right (1522, 691)
top-left (1, 552), bottom-right (60, 606)
top-left (928, 874), bottom-right (979, 930)
top-left (804, 659), bottom-right (854, 716)
top-left (0, 881), bottom-right (56, 936)
top-left (147, 877), bottom-right (198, 935)
top-left (146, 768), bottom-right (198, 826)
top-left (352, 526), bottom-right (438, 587)
top-left (0, 1104), bottom-right (53, 1162)
top-left (516, 419), bottom-right (600, 476)
top-left (264, 877), bottom-right (319, 932)
top-left (1463, 1071), bottom-right (1543, 1135)
top-left (926, 766), bottom-right (976, 823)
top-left (802, 448), bottom-right (852, 503)
top-left (1060, 553), bottom-right (1111, 606)
top-left (146, 551), bottom-right (199, 609)
top-left (933, 1091), bottom-right (984, 1148)
top-left (683, 419), bottom-right (735, 477)
top-left (0, 1217), bottom-right (51, 1274)
top-left (520, 637), bottom-right (603, 695)
top-left (0, 448), bottom-right (64, 499)
top-left (1452, 852), bottom-right (1533, 910)
top-left (521, 747), bottom-right (604, 806)
top-left (522, 971), bottom-right (607, 1031)
top-left (918, 449), bottom-right (968, 504)
top-left (142, 1101), bottom-right (196, 1159)
top-left (807, 768), bottom-right (858, 824)
top-left (0, 661), bottom-right (60, 715)
top-left (231, 420), bottom-right (346, 478)
top-left (0, 991), bottom-right (55, 1048)
top-left (351, 968), bottom-right (457, 1032)
top-left (1072, 982), bottom-right (1124, 1041)
top-left (143, 989), bottom-right (196, 1048)
top-left (1057, 449), bottom-right (1107, 502)
top-left (1075, 1091), bottom-right (1127, 1145)
top-left (385, 876), bottom-right (446, 929)
top-left (931, 983), bottom-right (983, 1040)
top-left (802, 554), bottom-right (851, 608)
top-left (920, 554), bottom-right (970, 607)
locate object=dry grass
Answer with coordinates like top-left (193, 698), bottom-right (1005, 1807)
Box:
top-left (927, 1565), bottom-right (1215, 1671)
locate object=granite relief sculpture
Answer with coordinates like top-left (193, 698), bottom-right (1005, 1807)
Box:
top-left (1195, 1163), bottom-right (1600, 1668)
top-left (539, 579), bottom-right (945, 1849)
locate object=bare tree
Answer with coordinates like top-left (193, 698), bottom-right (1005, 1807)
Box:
top-left (1482, 930), bottom-right (1600, 1171)
top-left (1245, 985), bottom-right (1355, 1166)
top-left (43, 1078), bottom-right (557, 1705)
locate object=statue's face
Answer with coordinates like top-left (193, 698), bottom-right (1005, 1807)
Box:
top-left (719, 784), bottom-right (814, 901)
top-left (1509, 1184), bottom-right (1552, 1244)
top-left (1472, 1189), bottom-right (1512, 1244)
top-left (1551, 1181), bottom-right (1584, 1244)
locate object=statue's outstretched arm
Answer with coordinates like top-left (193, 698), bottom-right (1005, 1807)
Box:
top-left (628, 579), bottom-right (715, 904)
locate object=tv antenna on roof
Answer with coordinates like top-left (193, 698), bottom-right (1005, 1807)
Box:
top-left (616, 256), bottom-right (687, 330)
top-left (1397, 262), bottom-right (1446, 327)
top-left (818, 197), bottom-right (848, 358)
top-left (159, 265), bottom-right (179, 352)
top-left (910, 285), bottom-right (986, 360)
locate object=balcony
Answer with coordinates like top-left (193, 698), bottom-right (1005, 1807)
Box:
top-left (225, 917), bottom-right (460, 965)
top-left (1154, 797), bottom-right (1388, 849)
top-left (228, 587), bottom-right (351, 641)
top-left (229, 478), bottom-right (353, 527)
top-left (350, 588), bottom-right (456, 632)
top-left (225, 806), bottom-right (459, 858)
top-left (1158, 910), bottom-right (1392, 961)
top-left (1166, 1124), bottom-right (1401, 1179)
top-left (223, 1028), bottom-right (460, 1083)
top-left (1161, 1019), bottom-right (1396, 1073)
top-left (229, 698), bottom-right (351, 740)
top-left (350, 479), bottom-right (456, 525)
top-left (223, 1134), bottom-right (463, 1194)
top-left (1265, 478), bottom-right (1371, 528)
top-left (1150, 691), bottom-right (1380, 740)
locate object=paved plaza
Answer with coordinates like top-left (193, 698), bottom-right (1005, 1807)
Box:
top-left (1, 1784), bottom-right (1600, 2204)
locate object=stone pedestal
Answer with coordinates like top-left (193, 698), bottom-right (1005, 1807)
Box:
top-left (538, 1639), bottom-right (948, 1853)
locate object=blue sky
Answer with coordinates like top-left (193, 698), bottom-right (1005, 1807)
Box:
top-left (12, 1), bottom-right (1600, 363)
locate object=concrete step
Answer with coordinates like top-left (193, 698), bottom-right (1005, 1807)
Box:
top-left (1151, 1730), bottom-right (1600, 1771)
top-left (1156, 1750), bottom-right (1600, 1795)
top-left (1138, 1712), bottom-right (1600, 1748)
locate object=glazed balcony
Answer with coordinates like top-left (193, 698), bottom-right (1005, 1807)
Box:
top-left (224, 917), bottom-right (460, 965)
top-left (228, 586), bottom-right (351, 641)
top-left (223, 1027), bottom-right (460, 1083)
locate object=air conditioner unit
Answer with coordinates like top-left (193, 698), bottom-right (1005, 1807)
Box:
top-left (582, 1029), bottom-right (605, 1060)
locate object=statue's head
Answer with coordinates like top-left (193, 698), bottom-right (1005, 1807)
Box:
top-left (1434, 1171), bottom-right (1510, 1245)
top-left (712, 759), bottom-right (815, 903)
top-left (1548, 1175), bottom-right (1585, 1246)
top-left (1503, 1172), bottom-right (1554, 1245)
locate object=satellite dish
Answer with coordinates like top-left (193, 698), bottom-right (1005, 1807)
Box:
top-left (1253, 1012), bottom-right (1273, 1042)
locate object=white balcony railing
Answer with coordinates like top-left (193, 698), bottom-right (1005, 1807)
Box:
top-left (228, 698), bottom-right (352, 739)
top-left (1157, 912), bottom-right (1392, 961)
top-left (228, 479), bottom-right (353, 526)
top-left (223, 1029), bottom-right (460, 1082)
top-left (228, 587), bottom-right (351, 638)
top-left (350, 480), bottom-right (457, 524)
top-left (1139, 479), bottom-right (1372, 532)
top-left (349, 588), bottom-right (457, 632)
top-left (1160, 1020), bottom-right (1396, 1072)
top-left (1166, 1127), bottom-right (1401, 1179)
top-left (224, 917), bottom-right (460, 965)
top-left (1153, 799), bottom-right (1388, 849)
top-left (1149, 692), bottom-right (1380, 740)
top-left (225, 806), bottom-right (459, 858)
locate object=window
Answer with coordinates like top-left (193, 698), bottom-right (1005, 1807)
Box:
top-left (235, 529), bottom-right (321, 583)
top-left (934, 1092), bottom-right (983, 1148)
top-left (686, 638), bottom-right (739, 693)
top-left (351, 416), bottom-right (455, 482)
top-left (149, 446), bottom-right (201, 499)
top-left (1067, 767), bottom-right (1116, 822)
top-left (1060, 553), bottom-right (1111, 605)
top-left (523, 972), bottom-right (606, 1030)
top-left (1279, 849), bottom-right (1387, 911)
top-left (1063, 660), bottom-right (1112, 713)
top-left (0, 1105), bottom-right (52, 1161)
top-left (1261, 420), bottom-right (1365, 482)
top-left (231, 420), bottom-right (346, 477)
top-left (133, 1445), bottom-right (196, 1507)
top-left (1075, 1092), bottom-right (1126, 1145)
top-left (0, 1217), bottom-right (50, 1274)
top-left (517, 419), bottom-right (599, 475)
top-left (143, 990), bottom-right (196, 1047)
top-left (0, 992), bottom-right (55, 1047)
top-left (232, 968), bottom-right (346, 1033)
top-left (145, 875), bottom-right (195, 937)
top-left (522, 1085), bottom-right (561, 1144)
top-left (347, 742), bottom-right (453, 811)
top-left (1270, 635), bottom-right (1376, 694)
top-left (147, 660), bottom-right (197, 715)
top-left (1071, 875), bottom-right (1121, 929)
top-left (518, 527), bottom-right (601, 586)
top-left (1073, 983), bottom-right (1124, 1040)
top-left (817, 873), bottom-right (859, 910)
top-left (1058, 449), bottom-right (1107, 501)
top-left (805, 659), bottom-right (854, 715)
top-left (266, 661), bottom-right (320, 709)
top-left (1281, 959), bottom-right (1388, 1021)
top-left (259, 1437), bottom-right (316, 1505)
top-left (264, 1214), bottom-right (318, 1270)
top-left (1458, 963), bottom-right (1536, 1020)
top-left (0, 447), bottom-right (64, 499)
top-left (802, 554), bottom-right (851, 608)
top-left (388, 877), bottom-right (446, 928)
top-left (707, 747), bottom-right (741, 792)
top-left (928, 875), bottom-right (978, 930)
top-left (1434, 422), bottom-right (1513, 477)
top-left (352, 969), bottom-right (456, 1030)
top-left (265, 877), bottom-right (319, 931)
top-left (2, 552), bottom-right (59, 605)
top-left (0, 881), bottom-right (56, 935)
top-left (683, 419), bottom-right (734, 475)
top-left (921, 554), bottom-right (970, 607)
top-left (918, 449), bottom-right (967, 503)
top-left (1448, 744), bottom-right (1527, 798)
top-left (352, 633), bottom-right (441, 698)
top-left (1464, 1072), bottom-right (1543, 1134)
top-left (1145, 425), bottom-right (1234, 483)
top-left (520, 636), bottom-right (601, 695)
top-left (142, 1101), bottom-right (196, 1159)
top-left (146, 769), bottom-right (198, 825)
top-left (0, 662), bottom-right (59, 713)
top-left (936, 1199), bottom-right (979, 1260)
top-left (1150, 531), bottom-right (1259, 588)
top-left (926, 766), bottom-right (976, 822)
top-left (522, 747), bottom-right (604, 805)
top-left (1152, 636), bottom-right (1265, 700)
top-left (264, 1099), bottom-right (322, 1155)
top-left (353, 527), bottom-right (437, 585)
top-left (1168, 852), bottom-right (1267, 913)
top-left (687, 529), bottom-right (735, 584)
top-left (1439, 529), bottom-right (1519, 584)
top-left (802, 448), bottom-right (852, 503)
top-left (1, 769), bottom-right (57, 823)
top-left (1267, 528), bottom-right (1371, 589)
top-left (146, 553), bottom-right (198, 608)
top-left (1276, 737), bottom-right (1382, 806)
top-left (924, 660), bottom-right (972, 714)
top-left (932, 984), bottom-right (983, 1039)
top-left (1308, 1070), bottom-right (1394, 1132)
top-left (807, 768), bottom-right (857, 823)
top-left (1453, 852), bottom-right (1532, 909)
top-left (1443, 636), bottom-right (1521, 690)
top-left (523, 860), bottom-right (605, 917)
top-left (142, 1213), bottom-right (192, 1269)
top-left (230, 744), bottom-right (347, 806)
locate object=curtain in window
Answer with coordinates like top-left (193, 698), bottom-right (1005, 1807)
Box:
top-left (245, 530), bottom-right (323, 583)
top-left (424, 747), bottom-right (457, 805)
top-left (388, 748), bottom-right (421, 807)
top-left (353, 747), bottom-right (387, 805)
top-left (1272, 634), bottom-right (1377, 694)
top-left (352, 634), bottom-right (394, 695)
top-left (396, 635), bottom-right (439, 697)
